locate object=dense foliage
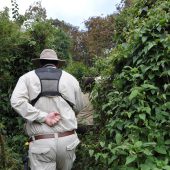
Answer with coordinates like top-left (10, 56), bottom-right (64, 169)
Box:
top-left (0, 8), bottom-right (73, 169)
top-left (77, 0), bottom-right (170, 169)
top-left (0, 0), bottom-right (170, 169)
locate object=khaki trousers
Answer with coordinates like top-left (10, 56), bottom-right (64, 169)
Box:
top-left (29, 133), bottom-right (80, 170)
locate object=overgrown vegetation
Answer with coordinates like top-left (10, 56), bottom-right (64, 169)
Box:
top-left (0, 0), bottom-right (169, 169)
top-left (0, 6), bottom-right (74, 169)
top-left (76, 0), bottom-right (170, 169)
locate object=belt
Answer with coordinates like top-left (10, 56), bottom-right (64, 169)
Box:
top-left (29, 130), bottom-right (75, 142)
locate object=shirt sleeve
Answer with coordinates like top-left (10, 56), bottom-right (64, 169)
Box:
top-left (73, 82), bottom-right (85, 114)
top-left (10, 76), bottom-right (48, 123)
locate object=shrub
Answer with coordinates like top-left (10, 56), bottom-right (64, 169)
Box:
top-left (76, 0), bottom-right (170, 169)
top-left (65, 61), bottom-right (90, 85)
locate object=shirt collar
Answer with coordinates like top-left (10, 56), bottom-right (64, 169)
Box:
top-left (43, 64), bottom-right (57, 68)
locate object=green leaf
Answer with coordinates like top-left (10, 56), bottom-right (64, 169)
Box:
top-left (108, 156), bottom-right (117, 165)
top-left (95, 153), bottom-right (100, 161)
top-left (163, 166), bottom-right (170, 170)
top-left (140, 164), bottom-right (151, 170)
top-left (143, 142), bottom-right (156, 147)
top-left (161, 70), bottom-right (170, 76)
top-left (127, 111), bottom-right (132, 118)
top-left (125, 155), bottom-right (137, 165)
top-left (148, 73), bottom-right (154, 79)
top-left (143, 149), bottom-right (153, 156)
top-left (147, 42), bottom-right (156, 51)
top-left (155, 146), bottom-right (167, 154)
top-left (100, 141), bottom-right (105, 147)
top-left (157, 25), bottom-right (162, 32)
top-left (129, 89), bottom-right (139, 101)
top-left (142, 84), bottom-right (157, 90)
top-left (134, 141), bottom-right (142, 148)
top-left (165, 140), bottom-right (170, 145)
top-left (145, 107), bottom-right (151, 114)
top-left (140, 65), bottom-right (151, 74)
top-left (89, 150), bottom-right (94, 157)
top-left (163, 102), bottom-right (170, 110)
top-left (142, 36), bottom-right (147, 43)
top-left (139, 113), bottom-right (146, 121)
top-left (164, 84), bottom-right (170, 91)
top-left (115, 132), bottom-right (122, 144)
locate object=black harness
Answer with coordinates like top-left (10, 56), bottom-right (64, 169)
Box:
top-left (30, 67), bottom-right (74, 108)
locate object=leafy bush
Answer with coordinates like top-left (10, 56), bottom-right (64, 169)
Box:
top-left (0, 9), bottom-right (73, 169)
top-left (65, 61), bottom-right (90, 84)
top-left (28, 21), bottom-right (72, 60)
top-left (76, 0), bottom-right (170, 169)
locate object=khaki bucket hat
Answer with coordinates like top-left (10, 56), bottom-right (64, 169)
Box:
top-left (32, 49), bottom-right (66, 67)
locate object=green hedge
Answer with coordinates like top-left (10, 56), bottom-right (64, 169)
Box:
top-left (0, 9), bottom-right (72, 169)
top-left (76, 0), bottom-right (170, 169)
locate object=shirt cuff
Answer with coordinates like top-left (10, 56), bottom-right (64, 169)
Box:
top-left (37, 111), bottom-right (48, 123)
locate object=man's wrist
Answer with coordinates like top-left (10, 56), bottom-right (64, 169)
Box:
top-left (37, 111), bottom-right (48, 123)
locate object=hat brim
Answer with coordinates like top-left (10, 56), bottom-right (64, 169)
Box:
top-left (32, 58), bottom-right (66, 68)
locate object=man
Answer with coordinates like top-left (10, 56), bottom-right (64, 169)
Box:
top-left (76, 76), bottom-right (101, 134)
top-left (10, 49), bottom-right (84, 170)
top-left (77, 77), bottom-right (95, 128)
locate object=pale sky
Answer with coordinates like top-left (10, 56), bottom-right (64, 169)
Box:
top-left (0, 0), bottom-right (121, 30)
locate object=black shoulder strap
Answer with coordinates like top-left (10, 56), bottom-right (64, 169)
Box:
top-left (30, 67), bottom-right (74, 108)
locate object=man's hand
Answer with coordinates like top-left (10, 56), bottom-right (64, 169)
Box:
top-left (45, 112), bottom-right (61, 126)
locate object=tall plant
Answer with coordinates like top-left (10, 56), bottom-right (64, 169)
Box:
top-left (77, 0), bottom-right (170, 169)
top-left (0, 7), bottom-right (73, 168)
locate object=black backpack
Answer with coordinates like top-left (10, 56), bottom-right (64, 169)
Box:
top-left (30, 67), bottom-right (74, 108)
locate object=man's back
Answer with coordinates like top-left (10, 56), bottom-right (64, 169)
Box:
top-left (11, 67), bottom-right (84, 136)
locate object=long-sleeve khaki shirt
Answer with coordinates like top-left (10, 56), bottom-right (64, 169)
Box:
top-left (10, 67), bottom-right (84, 137)
top-left (77, 93), bottom-right (94, 125)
